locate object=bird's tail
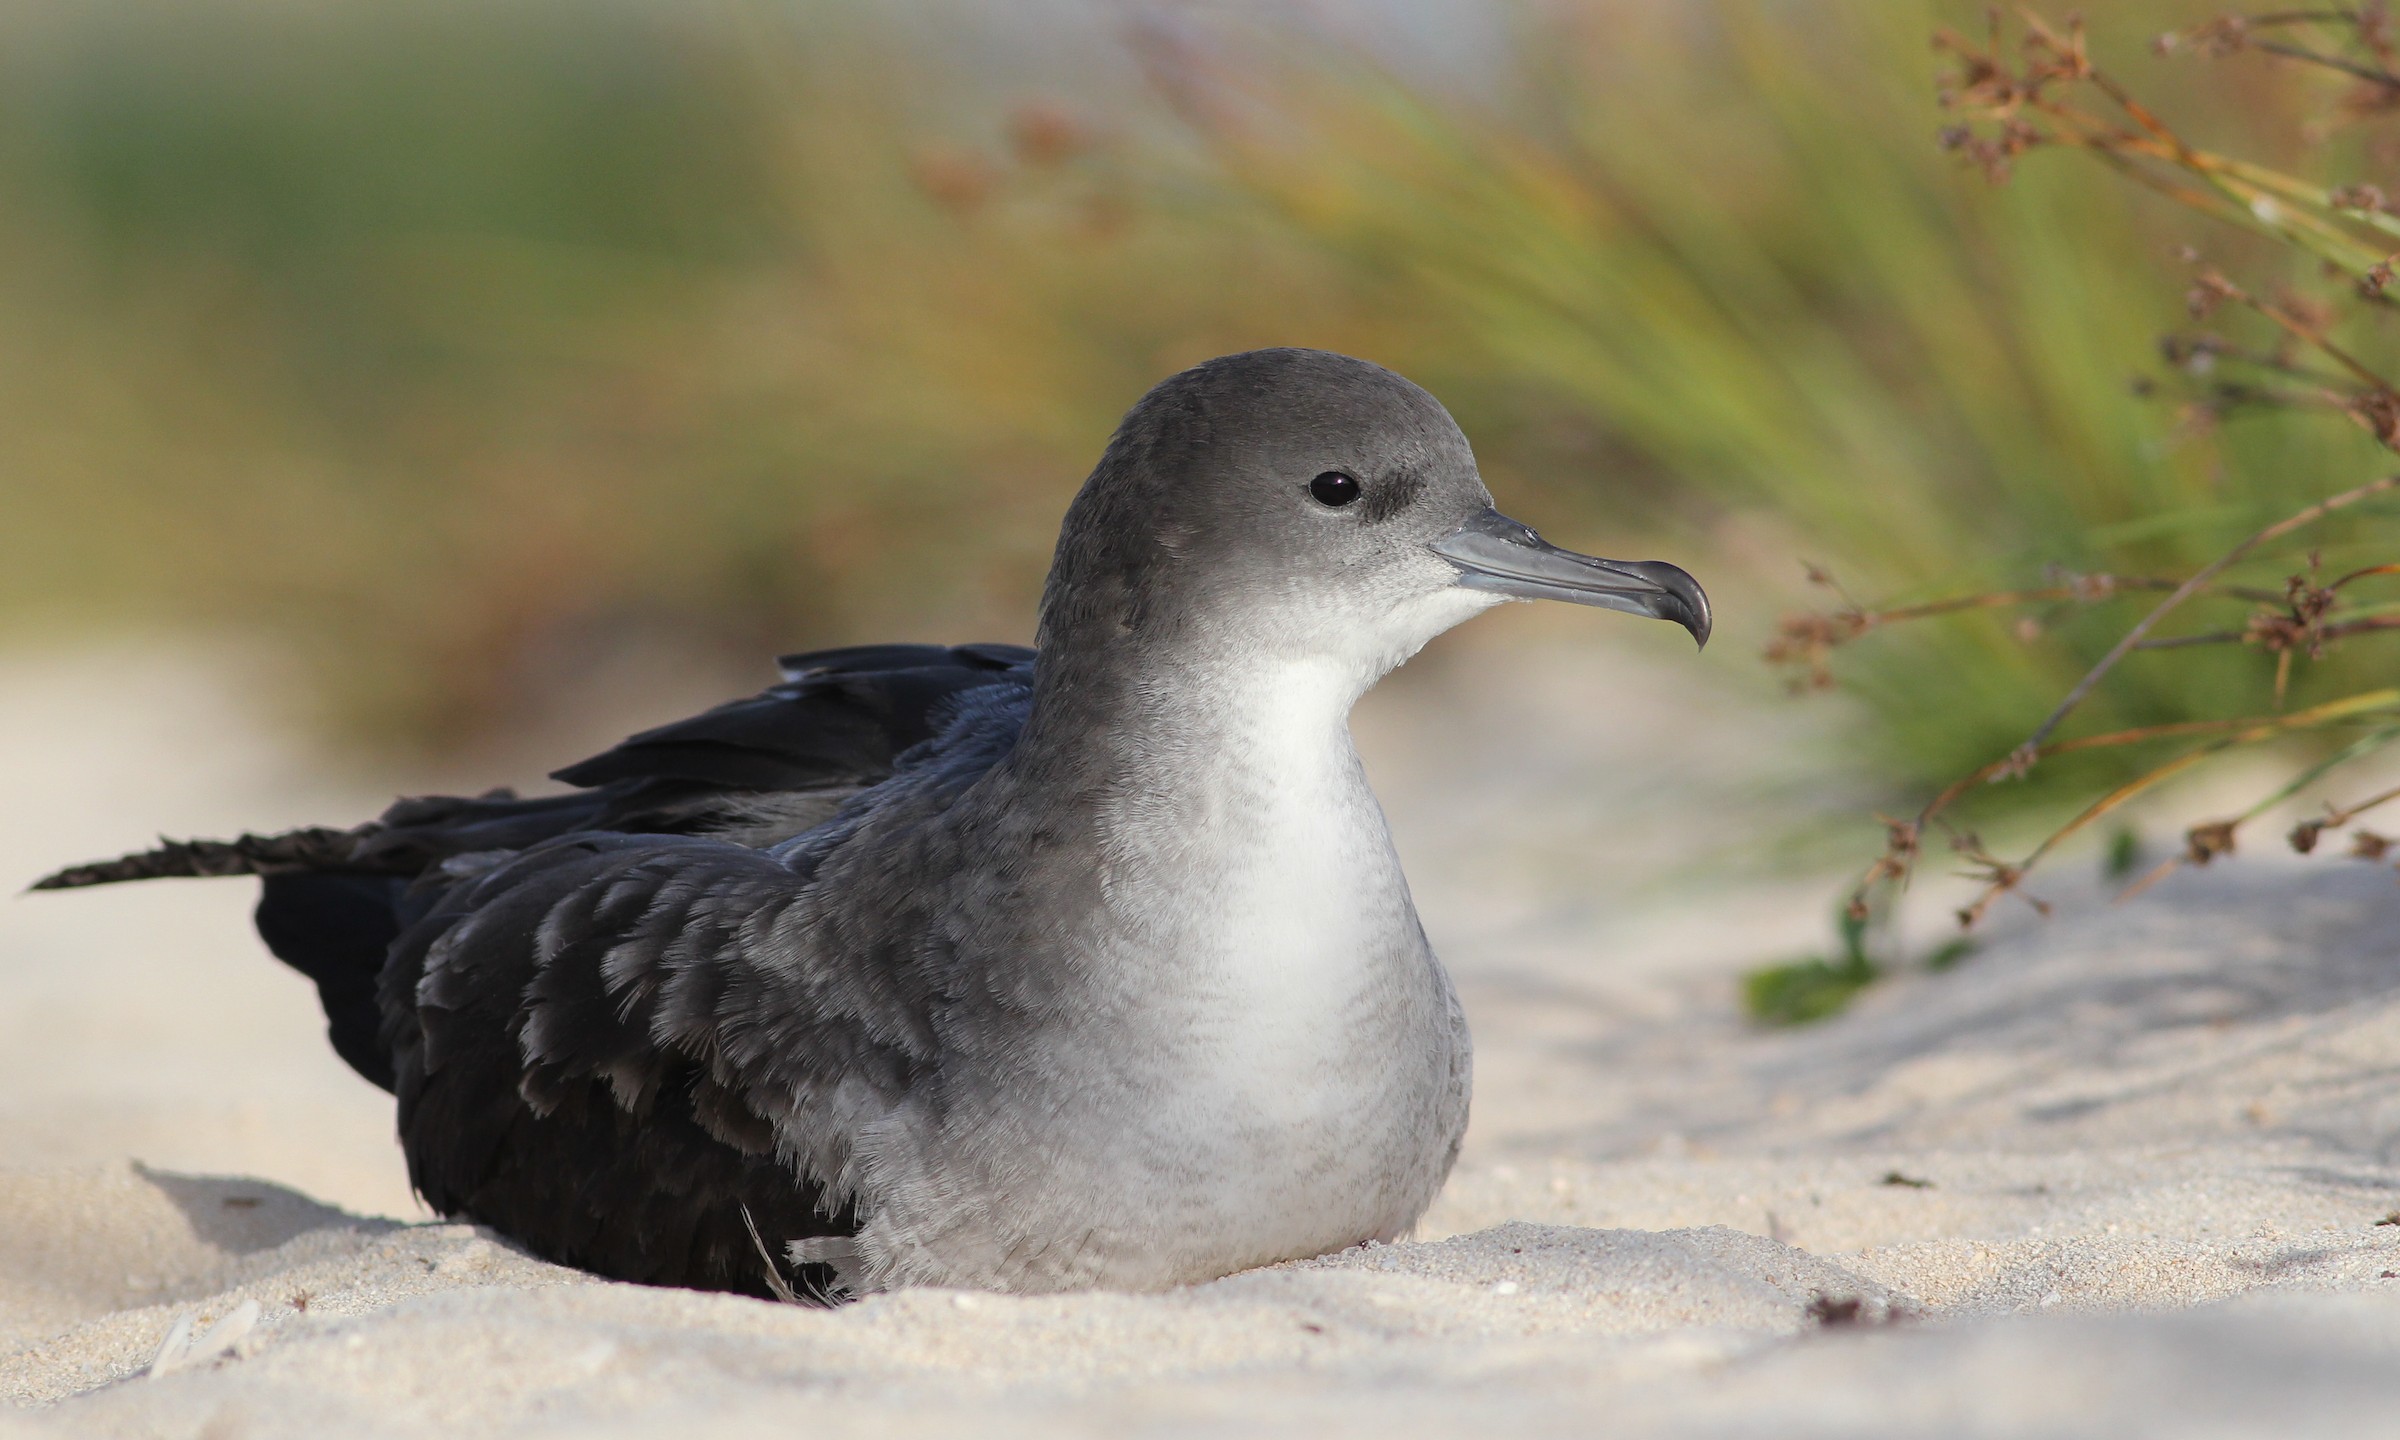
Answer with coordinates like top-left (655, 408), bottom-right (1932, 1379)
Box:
top-left (30, 827), bottom-right (414, 1093)
top-left (28, 827), bottom-right (382, 891)
top-left (31, 787), bottom-right (673, 1096)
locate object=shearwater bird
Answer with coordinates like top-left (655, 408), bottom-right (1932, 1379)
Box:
top-left (36, 348), bottom-right (1708, 1302)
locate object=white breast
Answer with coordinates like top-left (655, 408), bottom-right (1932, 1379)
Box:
top-left (1041, 659), bottom-right (1466, 1266)
top-left (847, 651), bottom-right (1473, 1294)
top-left (1143, 660), bottom-right (1426, 1114)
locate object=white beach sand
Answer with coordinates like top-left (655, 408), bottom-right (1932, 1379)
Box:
top-left (6, 631), bottom-right (2400, 1438)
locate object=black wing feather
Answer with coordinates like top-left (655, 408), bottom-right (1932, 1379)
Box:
top-left (34, 640), bottom-right (1034, 1300)
top-left (550, 642), bottom-right (1031, 794)
top-left (384, 833), bottom-right (935, 1298)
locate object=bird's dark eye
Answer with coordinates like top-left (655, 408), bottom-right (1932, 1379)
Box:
top-left (1310, 471), bottom-right (1362, 508)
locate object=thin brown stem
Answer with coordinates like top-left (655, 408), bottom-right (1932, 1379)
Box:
top-left (2198, 272), bottom-right (2400, 394)
top-left (1867, 576), bottom-right (2274, 625)
top-left (2325, 613), bottom-right (2400, 640)
top-left (1861, 687), bottom-right (2400, 917)
top-left (2133, 611), bottom-right (2400, 649)
top-left (2234, 10), bottom-right (2366, 25)
top-left (2332, 561), bottom-right (2400, 588)
top-left (2012, 475), bottom-right (2400, 765)
top-left (2248, 37), bottom-right (2400, 87)
top-left (1819, 575), bottom-right (2281, 631)
top-left (2326, 781), bottom-right (2400, 826)
top-left (1952, 693), bottom-right (2400, 923)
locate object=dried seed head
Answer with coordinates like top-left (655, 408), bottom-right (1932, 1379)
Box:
top-left (2070, 571), bottom-right (2117, 602)
top-left (2276, 287), bottom-right (2337, 334)
top-left (2184, 821), bottom-right (2238, 865)
top-left (2183, 16), bottom-right (2252, 57)
top-left (1990, 744), bottom-right (2040, 783)
top-left (2349, 390), bottom-right (2400, 450)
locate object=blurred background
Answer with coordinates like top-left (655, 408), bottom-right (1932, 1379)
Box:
top-left (4, 0), bottom-right (2388, 781)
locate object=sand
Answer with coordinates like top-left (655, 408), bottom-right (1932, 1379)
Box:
top-left (6, 632), bottom-right (2400, 1438)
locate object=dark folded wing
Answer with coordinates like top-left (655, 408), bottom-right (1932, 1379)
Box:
top-left (31, 640), bottom-right (1032, 1297)
top-left (383, 816), bottom-right (972, 1297)
top-left (32, 641), bottom-right (1037, 887)
top-left (547, 640), bottom-right (1032, 795)
top-left (372, 651), bottom-right (1029, 1298)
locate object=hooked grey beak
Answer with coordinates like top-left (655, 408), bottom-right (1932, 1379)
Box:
top-left (1431, 508), bottom-right (1711, 649)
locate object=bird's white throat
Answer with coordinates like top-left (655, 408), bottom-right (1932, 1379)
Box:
top-left (1088, 651), bottom-right (1433, 1110)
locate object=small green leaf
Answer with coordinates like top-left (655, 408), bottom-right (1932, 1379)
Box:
top-left (2104, 827), bottom-right (2143, 880)
top-left (1923, 937), bottom-right (1977, 972)
top-left (1836, 902), bottom-right (1872, 965)
top-left (1743, 952), bottom-right (1880, 1027)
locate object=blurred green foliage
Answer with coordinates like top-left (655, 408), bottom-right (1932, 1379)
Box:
top-left (2, 0), bottom-right (2391, 812)
top-left (0, 0), bottom-right (1385, 742)
top-left (1742, 905), bottom-right (1881, 1027)
top-left (1169, 2), bottom-right (2398, 815)
top-left (1743, 903), bottom-right (1977, 1027)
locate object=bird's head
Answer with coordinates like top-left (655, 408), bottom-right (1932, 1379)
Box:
top-left (1039, 348), bottom-right (1709, 687)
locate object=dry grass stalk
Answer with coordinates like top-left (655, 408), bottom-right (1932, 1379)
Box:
top-left (1799, 9), bottom-right (2400, 941)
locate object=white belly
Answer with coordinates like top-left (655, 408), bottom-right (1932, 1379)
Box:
top-left (843, 659), bottom-right (1474, 1294)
